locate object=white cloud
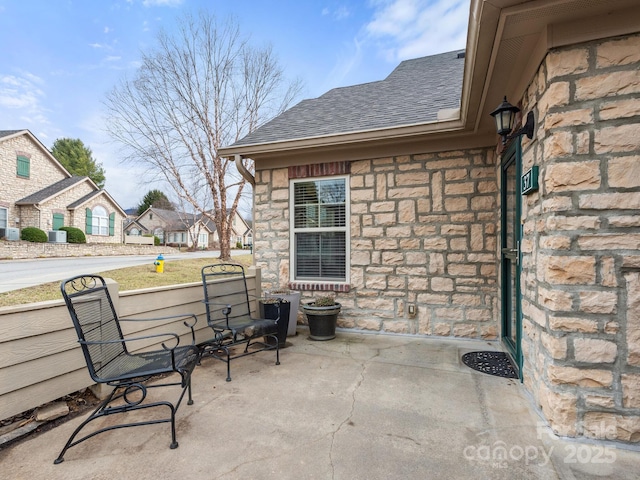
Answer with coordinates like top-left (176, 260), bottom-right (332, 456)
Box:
top-left (104, 26), bottom-right (111, 34)
top-left (142, 0), bottom-right (184, 7)
top-left (365, 0), bottom-right (469, 61)
top-left (321, 5), bottom-right (351, 20)
top-left (320, 0), bottom-right (469, 92)
top-left (0, 73), bottom-right (46, 110)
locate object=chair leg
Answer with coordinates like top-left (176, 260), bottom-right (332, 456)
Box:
top-left (169, 403), bottom-right (178, 449)
top-left (54, 385), bottom-right (186, 464)
top-left (54, 388), bottom-right (117, 464)
top-left (187, 377), bottom-right (194, 406)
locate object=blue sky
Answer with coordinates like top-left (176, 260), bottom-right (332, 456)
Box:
top-left (0, 0), bottom-right (470, 209)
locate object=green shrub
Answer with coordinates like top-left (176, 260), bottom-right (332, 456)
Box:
top-left (236, 241), bottom-right (243, 249)
top-left (21, 227), bottom-right (48, 243)
top-left (59, 226), bottom-right (86, 243)
top-left (154, 236), bottom-right (160, 246)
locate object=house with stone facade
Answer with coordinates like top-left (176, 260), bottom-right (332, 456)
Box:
top-left (219, 0), bottom-right (640, 444)
top-left (128, 206), bottom-right (253, 249)
top-left (128, 207), bottom-right (212, 249)
top-left (0, 130), bottom-right (126, 243)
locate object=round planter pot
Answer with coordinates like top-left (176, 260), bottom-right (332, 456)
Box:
top-left (302, 303), bottom-right (341, 341)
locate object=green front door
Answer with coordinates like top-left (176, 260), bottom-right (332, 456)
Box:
top-left (501, 143), bottom-right (522, 377)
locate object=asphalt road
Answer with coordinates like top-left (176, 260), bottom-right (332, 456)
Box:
top-left (0, 250), bottom-right (244, 293)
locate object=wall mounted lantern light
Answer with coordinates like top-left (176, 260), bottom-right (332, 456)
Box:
top-left (490, 96), bottom-right (535, 145)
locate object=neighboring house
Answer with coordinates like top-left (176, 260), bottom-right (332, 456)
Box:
top-left (218, 0), bottom-right (640, 444)
top-left (166, 207), bottom-right (253, 249)
top-left (0, 130), bottom-right (126, 243)
top-left (208, 209), bottom-right (253, 248)
top-left (244, 218), bottom-right (253, 247)
top-left (129, 207), bottom-right (212, 249)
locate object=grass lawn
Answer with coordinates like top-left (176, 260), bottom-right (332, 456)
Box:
top-left (0, 254), bottom-right (253, 308)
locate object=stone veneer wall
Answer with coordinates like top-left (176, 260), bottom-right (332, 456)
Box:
top-left (255, 148), bottom-right (500, 339)
top-left (518, 33), bottom-right (640, 442)
top-left (0, 134), bottom-right (68, 227)
top-left (0, 240), bottom-right (176, 259)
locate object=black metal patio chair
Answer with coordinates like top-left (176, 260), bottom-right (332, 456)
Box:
top-left (199, 264), bottom-right (280, 381)
top-left (54, 274), bottom-right (200, 464)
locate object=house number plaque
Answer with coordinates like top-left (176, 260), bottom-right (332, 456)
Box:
top-left (521, 166), bottom-right (539, 195)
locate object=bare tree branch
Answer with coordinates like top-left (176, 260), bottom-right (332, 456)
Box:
top-left (104, 12), bottom-right (302, 259)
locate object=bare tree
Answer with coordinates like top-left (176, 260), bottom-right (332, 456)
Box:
top-left (104, 12), bottom-right (302, 259)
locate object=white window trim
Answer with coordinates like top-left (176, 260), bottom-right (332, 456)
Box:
top-left (92, 206), bottom-right (109, 236)
top-left (289, 174), bottom-right (350, 285)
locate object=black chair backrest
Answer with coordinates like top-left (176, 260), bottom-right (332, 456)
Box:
top-left (61, 275), bottom-right (125, 383)
top-left (201, 264), bottom-right (252, 327)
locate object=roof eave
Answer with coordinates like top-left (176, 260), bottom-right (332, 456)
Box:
top-left (218, 116), bottom-right (465, 158)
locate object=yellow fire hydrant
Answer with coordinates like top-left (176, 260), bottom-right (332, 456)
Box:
top-left (154, 254), bottom-right (165, 273)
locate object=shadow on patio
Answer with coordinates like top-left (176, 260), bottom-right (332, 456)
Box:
top-left (1, 331), bottom-right (639, 479)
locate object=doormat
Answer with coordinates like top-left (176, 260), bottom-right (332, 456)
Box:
top-left (461, 351), bottom-right (518, 379)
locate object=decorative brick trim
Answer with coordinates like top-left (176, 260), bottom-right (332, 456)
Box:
top-left (288, 161), bottom-right (350, 179)
top-left (288, 282), bottom-right (351, 293)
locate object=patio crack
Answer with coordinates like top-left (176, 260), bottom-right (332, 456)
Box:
top-left (328, 346), bottom-right (378, 479)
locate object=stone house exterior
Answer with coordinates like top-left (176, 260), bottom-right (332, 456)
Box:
top-left (224, 209), bottom-right (253, 248)
top-left (219, 0), bottom-right (640, 444)
top-left (0, 130), bottom-right (126, 243)
top-left (129, 206), bottom-right (253, 249)
top-left (129, 207), bottom-right (212, 249)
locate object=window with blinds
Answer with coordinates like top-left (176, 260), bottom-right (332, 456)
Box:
top-left (292, 177), bottom-right (348, 282)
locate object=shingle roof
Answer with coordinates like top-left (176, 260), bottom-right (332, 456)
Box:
top-left (0, 130), bottom-right (25, 139)
top-left (67, 190), bottom-right (101, 209)
top-left (140, 208), bottom-right (205, 231)
top-left (15, 176), bottom-right (87, 205)
top-left (230, 49), bottom-right (465, 147)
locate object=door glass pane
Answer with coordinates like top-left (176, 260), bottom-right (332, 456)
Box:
top-left (505, 162), bottom-right (516, 250)
top-left (509, 260), bottom-right (517, 345)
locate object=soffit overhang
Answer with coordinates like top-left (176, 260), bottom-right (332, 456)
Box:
top-left (220, 0), bottom-right (640, 166)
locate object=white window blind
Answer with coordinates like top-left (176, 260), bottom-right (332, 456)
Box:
top-left (292, 177), bottom-right (348, 282)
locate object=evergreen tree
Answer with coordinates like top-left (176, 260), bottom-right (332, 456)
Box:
top-left (52, 138), bottom-right (106, 188)
top-left (137, 189), bottom-right (174, 215)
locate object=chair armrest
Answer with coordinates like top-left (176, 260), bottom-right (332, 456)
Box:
top-left (120, 313), bottom-right (198, 344)
top-left (80, 331), bottom-right (181, 350)
top-left (201, 300), bottom-right (233, 329)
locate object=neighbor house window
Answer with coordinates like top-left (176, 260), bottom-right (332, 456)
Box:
top-left (291, 176), bottom-right (349, 282)
top-left (92, 206), bottom-right (109, 236)
top-left (0, 208), bottom-right (7, 229)
top-left (17, 155), bottom-right (30, 178)
top-left (154, 227), bottom-right (164, 243)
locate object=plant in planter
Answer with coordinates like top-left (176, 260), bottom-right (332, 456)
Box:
top-left (301, 295), bottom-right (342, 341)
top-left (265, 288), bottom-right (301, 337)
top-left (258, 297), bottom-right (290, 347)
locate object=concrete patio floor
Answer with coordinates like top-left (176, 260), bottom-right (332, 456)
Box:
top-left (2, 331), bottom-right (640, 479)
